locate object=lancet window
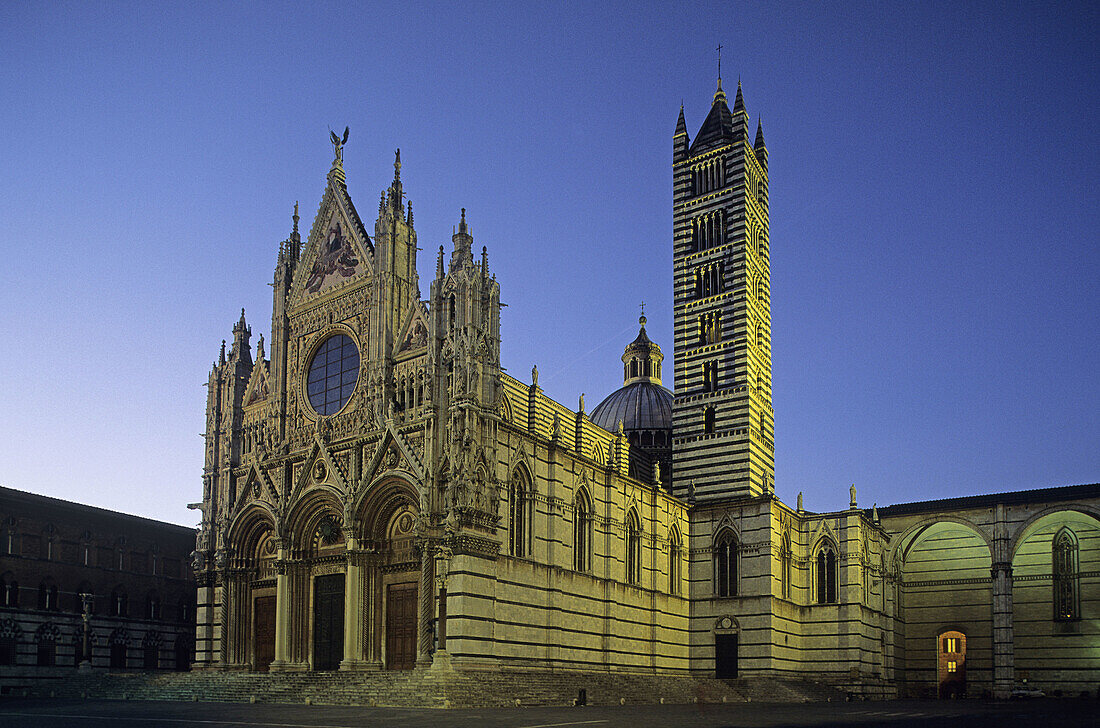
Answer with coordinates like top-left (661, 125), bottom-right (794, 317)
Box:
top-left (714, 531), bottom-right (738, 597)
top-left (1053, 528), bottom-right (1080, 621)
top-left (816, 543), bottom-right (838, 604)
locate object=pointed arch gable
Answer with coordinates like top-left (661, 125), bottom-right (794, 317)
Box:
top-left (288, 440), bottom-right (351, 505)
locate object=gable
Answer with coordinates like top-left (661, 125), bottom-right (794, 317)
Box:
top-left (289, 188), bottom-right (373, 307)
top-left (393, 301), bottom-right (430, 358)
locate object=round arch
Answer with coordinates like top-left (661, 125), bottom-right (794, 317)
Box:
top-left (285, 485), bottom-right (345, 553)
top-left (886, 515), bottom-right (993, 569)
top-left (1009, 504), bottom-right (1100, 560)
top-left (225, 504), bottom-right (279, 564)
top-left (353, 475), bottom-right (421, 542)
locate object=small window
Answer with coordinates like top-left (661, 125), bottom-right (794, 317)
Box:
top-left (625, 510), bottom-right (641, 586)
top-left (703, 407), bottom-right (716, 434)
top-left (714, 531), bottom-right (738, 597)
top-left (573, 491), bottom-right (592, 573)
top-left (816, 545), bottom-right (838, 604)
top-left (509, 469), bottom-right (530, 558)
top-left (669, 529), bottom-right (681, 595)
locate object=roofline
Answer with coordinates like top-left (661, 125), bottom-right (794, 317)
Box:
top-left (873, 483), bottom-right (1100, 517)
top-left (0, 485), bottom-right (197, 535)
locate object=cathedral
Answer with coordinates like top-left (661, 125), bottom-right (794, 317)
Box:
top-left (193, 78), bottom-right (1098, 700)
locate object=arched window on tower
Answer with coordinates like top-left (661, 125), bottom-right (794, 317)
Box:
top-left (714, 531), bottom-right (738, 597)
top-left (1, 573), bottom-right (19, 607)
top-left (703, 406), bottom-right (715, 435)
top-left (816, 543), bottom-right (838, 604)
top-left (110, 587), bottom-right (128, 617)
top-left (573, 490), bottom-right (592, 573)
top-left (625, 510), bottom-right (641, 586)
top-left (1053, 528), bottom-right (1080, 622)
top-left (509, 469), bottom-right (530, 558)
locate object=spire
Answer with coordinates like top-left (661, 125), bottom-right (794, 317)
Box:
top-left (437, 245), bottom-right (444, 278)
top-left (754, 117), bottom-right (765, 148)
top-left (674, 104), bottom-right (689, 162)
top-left (292, 201), bottom-right (299, 239)
top-left (407, 199), bottom-right (413, 227)
top-left (733, 78), bottom-right (745, 114)
top-left (451, 208), bottom-right (473, 266)
top-left (393, 148), bottom-right (401, 183)
top-left (219, 340), bottom-right (226, 366)
top-left (713, 77), bottom-right (727, 105)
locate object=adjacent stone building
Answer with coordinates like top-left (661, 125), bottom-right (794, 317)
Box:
top-left (192, 77), bottom-right (1099, 699)
top-left (0, 486), bottom-right (195, 676)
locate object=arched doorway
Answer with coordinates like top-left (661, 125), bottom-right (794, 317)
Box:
top-left (938, 630), bottom-right (966, 698)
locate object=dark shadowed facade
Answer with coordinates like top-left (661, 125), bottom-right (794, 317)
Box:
top-left (0, 486), bottom-right (195, 676)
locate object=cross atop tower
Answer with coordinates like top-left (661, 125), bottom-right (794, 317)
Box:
top-left (716, 43), bottom-right (723, 81)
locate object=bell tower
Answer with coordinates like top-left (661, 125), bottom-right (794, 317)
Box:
top-left (671, 77), bottom-right (774, 502)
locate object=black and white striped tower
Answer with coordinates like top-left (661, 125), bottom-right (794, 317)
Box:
top-left (671, 77), bottom-right (774, 502)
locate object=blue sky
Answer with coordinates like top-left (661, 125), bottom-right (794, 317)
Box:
top-left (1, 2), bottom-right (1096, 526)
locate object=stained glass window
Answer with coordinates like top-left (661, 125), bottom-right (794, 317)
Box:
top-left (306, 334), bottom-right (360, 416)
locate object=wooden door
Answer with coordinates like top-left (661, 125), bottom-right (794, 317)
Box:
top-left (253, 595), bottom-right (276, 672)
top-left (715, 634), bottom-right (738, 679)
top-left (385, 583), bottom-right (417, 670)
top-left (312, 574), bottom-right (345, 671)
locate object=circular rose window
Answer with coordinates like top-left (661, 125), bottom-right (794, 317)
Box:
top-left (306, 334), bottom-right (360, 415)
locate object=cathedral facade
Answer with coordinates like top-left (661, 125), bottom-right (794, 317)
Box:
top-left (193, 80), bottom-right (1098, 699)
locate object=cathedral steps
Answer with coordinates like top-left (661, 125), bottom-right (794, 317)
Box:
top-left (13, 668), bottom-right (847, 707)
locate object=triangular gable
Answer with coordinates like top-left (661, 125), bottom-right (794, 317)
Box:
top-left (359, 422), bottom-right (426, 490)
top-left (393, 300), bottom-right (430, 357)
top-left (288, 437), bottom-right (351, 506)
top-left (810, 518), bottom-right (840, 550)
top-left (243, 359), bottom-right (270, 407)
top-left (289, 185), bottom-right (373, 307)
top-left (229, 462), bottom-right (279, 520)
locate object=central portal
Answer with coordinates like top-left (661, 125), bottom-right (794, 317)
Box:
top-left (312, 573), bottom-right (345, 671)
top-left (385, 582), bottom-right (417, 670)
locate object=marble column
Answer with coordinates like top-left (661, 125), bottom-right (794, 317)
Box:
top-left (415, 544), bottom-right (435, 667)
top-left (269, 546), bottom-right (291, 671)
top-left (340, 538), bottom-right (366, 670)
top-left (991, 503), bottom-right (1014, 700)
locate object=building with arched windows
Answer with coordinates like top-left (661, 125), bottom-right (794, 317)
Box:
top-left (0, 487), bottom-right (195, 678)
top-left (191, 78), bottom-right (1098, 700)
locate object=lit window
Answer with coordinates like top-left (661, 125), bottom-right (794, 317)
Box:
top-left (947, 660), bottom-right (957, 673)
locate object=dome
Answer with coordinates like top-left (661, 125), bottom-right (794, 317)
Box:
top-left (590, 381), bottom-right (673, 433)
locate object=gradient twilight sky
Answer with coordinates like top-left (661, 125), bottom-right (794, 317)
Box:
top-left (1, 2), bottom-right (1096, 527)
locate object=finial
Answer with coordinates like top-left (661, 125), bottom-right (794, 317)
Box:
top-left (394, 148), bottom-right (401, 180)
top-left (639, 301), bottom-right (646, 327)
top-left (407, 199), bottom-right (413, 226)
top-left (437, 245), bottom-right (444, 277)
top-left (716, 43), bottom-right (723, 82)
top-left (330, 126), bottom-right (349, 165)
top-left (458, 207), bottom-right (468, 235)
top-left (292, 201), bottom-right (299, 235)
top-left (219, 340), bottom-right (226, 365)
